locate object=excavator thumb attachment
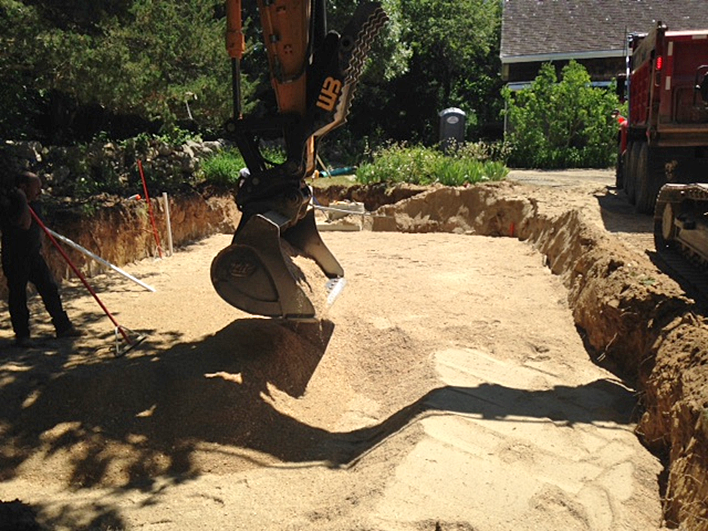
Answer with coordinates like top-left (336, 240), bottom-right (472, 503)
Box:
top-left (211, 208), bottom-right (345, 319)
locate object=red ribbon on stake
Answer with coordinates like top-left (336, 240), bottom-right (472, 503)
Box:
top-left (137, 159), bottom-right (163, 259)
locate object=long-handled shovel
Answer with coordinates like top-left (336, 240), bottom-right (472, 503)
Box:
top-left (29, 207), bottom-right (146, 356)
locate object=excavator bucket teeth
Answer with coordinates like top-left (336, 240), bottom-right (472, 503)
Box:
top-left (211, 209), bottom-right (344, 319)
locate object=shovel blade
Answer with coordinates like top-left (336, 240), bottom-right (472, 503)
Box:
top-left (211, 209), bottom-right (344, 319)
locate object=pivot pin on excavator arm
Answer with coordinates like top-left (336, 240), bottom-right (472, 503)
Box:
top-left (211, 0), bottom-right (388, 318)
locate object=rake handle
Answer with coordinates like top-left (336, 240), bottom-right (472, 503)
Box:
top-left (28, 206), bottom-right (132, 345)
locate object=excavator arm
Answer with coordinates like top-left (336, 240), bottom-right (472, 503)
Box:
top-left (210, 0), bottom-right (388, 318)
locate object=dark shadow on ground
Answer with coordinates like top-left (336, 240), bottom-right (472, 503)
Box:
top-left (646, 249), bottom-right (708, 314)
top-left (596, 189), bottom-right (707, 313)
top-left (596, 187), bottom-right (653, 234)
top-left (0, 316), bottom-right (638, 530)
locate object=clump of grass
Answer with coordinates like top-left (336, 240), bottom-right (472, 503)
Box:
top-left (201, 143), bottom-right (507, 188)
top-left (356, 142), bottom-right (508, 186)
top-left (200, 148), bottom-right (245, 186)
top-left (200, 146), bottom-right (286, 186)
top-left (435, 158), bottom-right (508, 186)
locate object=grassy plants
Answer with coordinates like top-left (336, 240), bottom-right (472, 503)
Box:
top-left (200, 148), bottom-right (246, 186)
top-left (200, 146), bottom-right (287, 186)
top-left (355, 142), bottom-right (508, 186)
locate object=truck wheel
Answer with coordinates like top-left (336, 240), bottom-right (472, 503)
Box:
top-left (635, 145), bottom-right (664, 214)
top-left (615, 150), bottom-right (624, 189)
top-left (625, 142), bottom-right (638, 204)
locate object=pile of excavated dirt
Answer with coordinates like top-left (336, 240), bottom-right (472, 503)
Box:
top-left (0, 169), bottom-right (706, 530)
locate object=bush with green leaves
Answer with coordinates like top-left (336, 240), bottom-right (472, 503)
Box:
top-left (1, 0), bottom-right (505, 146)
top-left (502, 61), bottom-right (620, 169)
top-left (355, 142), bottom-right (508, 186)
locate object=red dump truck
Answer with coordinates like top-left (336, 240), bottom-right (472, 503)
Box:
top-left (619, 22), bottom-right (708, 215)
top-left (617, 22), bottom-right (708, 268)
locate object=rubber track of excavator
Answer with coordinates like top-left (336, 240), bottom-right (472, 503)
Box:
top-left (655, 247), bottom-right (708, 304)
top-left (654, 184), bottom-right (708, 305)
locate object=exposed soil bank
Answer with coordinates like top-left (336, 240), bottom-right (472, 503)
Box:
top-left (0, 192), bottom-right (241, 299)
top-left (0, 172), bottom-right (706, 529)
top-left (373, 179), bottom-right (708, 529)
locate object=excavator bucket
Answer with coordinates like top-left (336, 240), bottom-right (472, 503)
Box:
top-left (211, 207), bottom-right (345, 319)
top-left (214, 0), bottom-right (386, 319)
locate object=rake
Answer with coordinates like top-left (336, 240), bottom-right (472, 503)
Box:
top-left (29, 207), bottom-right (146, 356)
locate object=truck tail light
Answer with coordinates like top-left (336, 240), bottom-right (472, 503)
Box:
top-left (656, 56), bottom-right (663, 71)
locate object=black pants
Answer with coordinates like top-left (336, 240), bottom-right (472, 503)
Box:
top-left (3, 252), bottom-right (72, 338)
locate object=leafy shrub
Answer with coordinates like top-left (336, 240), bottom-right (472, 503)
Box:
top-left (355, 142), bottom-right (508, 185)
top-left (455, 140), bottom-right (512, 164)
top-left (153, 125), bottom-right (202, 147)
top-left (119, 127), bottom-right (202, 153)
top-left (502, 61), bottom-right (619, 169)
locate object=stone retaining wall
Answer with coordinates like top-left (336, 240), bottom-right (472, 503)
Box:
top-left (1, 138), bottom-right (226, 195)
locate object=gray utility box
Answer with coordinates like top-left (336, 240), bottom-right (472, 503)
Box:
top-left (439, 107), bottom-right (466, 153)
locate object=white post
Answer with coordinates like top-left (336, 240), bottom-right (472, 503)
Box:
top-left (47, 228), bottom-right (156, 292)
top-left (162, 192), bottom-right (174, 256)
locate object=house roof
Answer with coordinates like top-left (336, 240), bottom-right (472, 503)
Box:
top-left (501, 0), bottom-right (708, 63)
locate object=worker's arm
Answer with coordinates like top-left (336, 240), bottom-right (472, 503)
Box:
top-left (9, 188), bottom-right (32, 230)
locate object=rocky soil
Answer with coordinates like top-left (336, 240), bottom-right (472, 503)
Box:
top-left (0, 169), bottom-right (706, 530)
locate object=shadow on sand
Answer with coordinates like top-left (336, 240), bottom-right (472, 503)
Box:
top-left (0, 314), bottom-right (638, 530)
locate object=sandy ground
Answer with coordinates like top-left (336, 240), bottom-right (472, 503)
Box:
top-left (0, 169), bottom-right (670, 530)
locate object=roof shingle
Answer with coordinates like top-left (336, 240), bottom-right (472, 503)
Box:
top-left (501, 0), bottom-right (708, 61)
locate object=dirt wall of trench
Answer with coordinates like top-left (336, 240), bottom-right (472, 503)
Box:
top-left (374, 181), bottom-right (708, 530)
top-left (0, 193), bottom-right (241, 299)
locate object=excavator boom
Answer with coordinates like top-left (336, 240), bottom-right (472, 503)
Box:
top-left (211, 0), bottom-right (388, 318)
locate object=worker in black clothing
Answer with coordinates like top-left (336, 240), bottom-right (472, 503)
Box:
top-left (0, 172), bottom-right (82, 347)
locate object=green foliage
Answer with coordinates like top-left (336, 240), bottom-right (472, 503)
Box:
top-left (145, 126), bottom-right (202, 147)
top-left (57, 143), bottom-right (126, 198)
top-left (199, 145), bottom-right (286, 186)
top-left (455, 140), bottom-right (512, 164)
top-left (356, 143), bottom-right (508, 186)
top-left (0, 1), bottom-right (45, 139)
top-left (503, 61), bottom-right (620, 169)
top-left (54, 0), bottom-right (234, 127)
top-left (0, 0), bottom-right (505, 150)
top-left (0, 0), bottom-right (246, 139)
top-left (200, 149), bottom-right (245, 186)
top-left (385, 0), bottom-right (503, 142)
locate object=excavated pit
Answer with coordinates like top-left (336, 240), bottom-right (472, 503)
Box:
top-left (1, 174), bottom-right (707, 530)
top-left (369, 180), bottom-right (708, 529)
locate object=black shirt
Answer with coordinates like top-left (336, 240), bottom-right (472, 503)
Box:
top-left (0, 190), bottom-right (42, 261)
